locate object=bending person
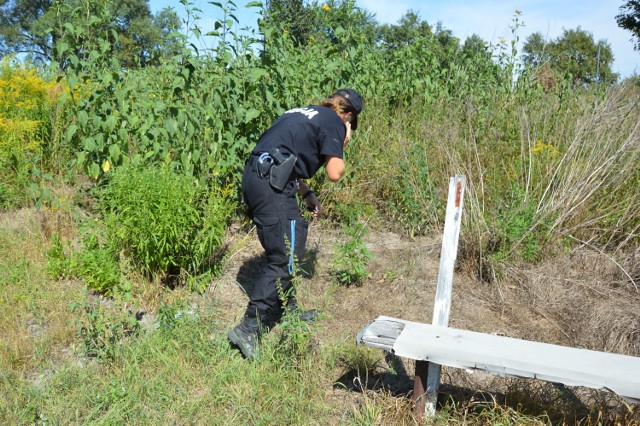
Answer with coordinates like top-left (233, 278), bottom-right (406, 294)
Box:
top-left (228, 88), bottom-right (364, 359)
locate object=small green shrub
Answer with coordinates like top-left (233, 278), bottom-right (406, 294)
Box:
top-left (74, 233), bottom-right (121, 294)
top-left (271, 308), bottom-right (315, 364)
top-left (156, 300), bottom-right (193, 333)
top-left (46, 224), bottom-right (123, 295)
top-left (491, 186), bottom-right (548, 264)
top-left (72, 300), bottom-right (138, 361)
top-left (333, 223), bottom-right (374, 286)
top-left (75, 247), bottom-right (122, 294)
top-left (98, 164), bottom-right (232, 279)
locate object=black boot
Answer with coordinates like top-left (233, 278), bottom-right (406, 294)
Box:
top-left (286, 298), bottom-right (319, 323)
top-left (228, 316), bottom-right (260, 359)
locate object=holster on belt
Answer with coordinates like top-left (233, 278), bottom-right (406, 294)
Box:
top-left (268, 148), bottom-right (297, 191)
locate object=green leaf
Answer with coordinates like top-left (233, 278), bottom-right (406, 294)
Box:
top-left (66, 124), bottom-right (78, 141)
top-left (66, 74), bottom-right (77, 89)
top-left (88, 163), bottom-right (100, 179)
top-left (245, 1), bottom-right (262, 7)
top-left (82, 137), bottom-right (97, 152)
top-left (78, 110), bottom-right (89, 126)
top-left (105, 115), bottom-right (117, 132)
top-left (244, 108), bottom-right (260, 123)
top-left (56, 42), bottom-right (69, 57)
top-left (109, 145), bottom-right (121, 163)
top-left (250, 68), bottom-right (268, 80)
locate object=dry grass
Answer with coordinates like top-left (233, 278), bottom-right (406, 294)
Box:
top-left (0, 207), bottom-right (84, 374)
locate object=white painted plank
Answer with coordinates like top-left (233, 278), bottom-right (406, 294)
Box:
top-left (358, 316), bottom-right (640, 403)
top-left (432, 175), bottom-right (466, 327)
top-left (426, 175), bottom-right (466, 413)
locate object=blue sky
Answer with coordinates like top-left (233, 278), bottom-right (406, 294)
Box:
top-left (149, 0), bottom-right (638, 78)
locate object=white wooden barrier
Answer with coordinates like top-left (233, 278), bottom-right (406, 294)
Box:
top-left (356, 175), bottom-right (640, 418)
top-left (358, 316), bottom-right (640, 403)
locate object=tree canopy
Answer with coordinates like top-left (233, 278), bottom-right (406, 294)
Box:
top-left (523, 27), bottom-right (617, 85)
top-left (617, 0), bottom-right (640, 51)
top-left (0, 0), bottom-right (180, 67)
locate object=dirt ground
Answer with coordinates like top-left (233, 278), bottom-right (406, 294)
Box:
top-left (211, 219), bottom-right (640, 422)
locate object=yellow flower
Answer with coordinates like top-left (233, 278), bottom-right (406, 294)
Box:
top-left (531, 140), bottom-right (559, 156)
top-left (322, 4), bottom-right (330, 11)
top-left (102, 160), bottom-right (111, 172)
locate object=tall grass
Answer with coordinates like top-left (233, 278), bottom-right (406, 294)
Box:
top-left (345, 76), bottom-right (639, 284)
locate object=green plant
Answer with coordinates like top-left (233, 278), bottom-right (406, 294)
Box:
top-left (270, 307), bottom-right (315, 364)
top-left (73, 234), bottom-right (121, 294)
top-left (186, 270), bottom-right (214, 295)
top-left (98, 164), bottom-right (232, 280)
top-left (46, 235), bottom-right (73, 279)
top-left (385, 143), bottom-right (439, 236)
top-left (72, 299), bottom-right (138, 361)
top-left (493, 187), bottom-right (546, 263)
top-left (156, 300), bottom-right (194, 333)
top-left (0, 57), bottom-right (66, 208)
top-left (333, 223), bottom-right (374, 286)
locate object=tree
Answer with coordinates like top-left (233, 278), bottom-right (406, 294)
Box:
top-left (0, 0), bottom-right (52, 60)
top-left (0, 0), bottom-right (180, 67)
top-left (522, 28), bottom-right (617, 84)
top-left (617, 0), bottom-right (640, 51)
top-left (522, 32), bottom-right (550, 68)
top-left (265, 0), bottom-right (319, 47)
top-left (377, 10), bottom-right (433, 50)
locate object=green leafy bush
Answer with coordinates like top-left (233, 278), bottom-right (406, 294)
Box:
top-left (98, 164), bottom-right (232, 279)
top-left (74, 241), bottom-right (121, 294)
top-left (72, 299), bottom-right (138, 361)
top-left (0, 58), bottom-right (66, 208)
top-left (333, 223), bottom-right (374, 286)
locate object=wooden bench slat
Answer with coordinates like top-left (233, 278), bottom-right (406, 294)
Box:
top-left (357, 315), bottom-right (640, 403)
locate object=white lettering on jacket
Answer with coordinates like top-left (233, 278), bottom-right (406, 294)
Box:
top-left (285, 107), bottom-right (319, 120)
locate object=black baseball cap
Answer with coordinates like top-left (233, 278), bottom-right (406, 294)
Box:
top-left (334, 88), bottom-right (363, 130)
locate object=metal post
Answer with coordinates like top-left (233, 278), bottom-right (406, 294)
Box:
top-left (413, 360), bottom-right (429, 420)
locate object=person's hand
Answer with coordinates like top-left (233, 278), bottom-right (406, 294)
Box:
top-left (305, 192), bottom-right (322, 217)
top-left (344, 121), bottom-right (351, 145)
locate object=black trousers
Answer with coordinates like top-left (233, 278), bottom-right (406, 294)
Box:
top-left (241, 161), bottom-right (308, 321)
